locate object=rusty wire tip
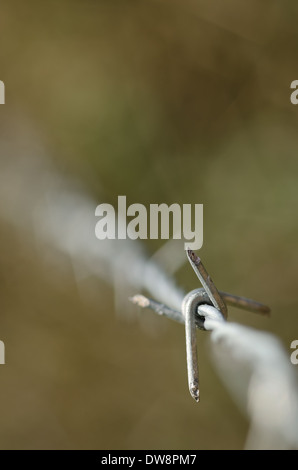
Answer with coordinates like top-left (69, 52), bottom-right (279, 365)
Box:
top-left (186, 248), bottom-right (200, 265)
top-left (129, 295), bottom-right (150, 308)
top-left (259, 305), bottom-right (271, 315)
top-left (190, 383), bottom-right (200, 402)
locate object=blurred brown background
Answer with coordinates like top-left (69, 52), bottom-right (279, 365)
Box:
top-left (0, 0), bottom-right (298, 449)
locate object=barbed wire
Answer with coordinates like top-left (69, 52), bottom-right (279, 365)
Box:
top-left (0, 123), bottom-right (297, 449)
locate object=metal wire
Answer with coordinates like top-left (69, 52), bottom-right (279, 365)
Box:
top-left (198, 304), bottom-right (298, 450)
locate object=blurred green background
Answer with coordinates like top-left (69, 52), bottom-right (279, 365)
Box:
top-left (0, 0), bottom-right (298, 449)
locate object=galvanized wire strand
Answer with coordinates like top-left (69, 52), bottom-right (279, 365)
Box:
top-left (0, 145), bottom-right (184, 313)
top-left (198, 304), bottom-right (298, 450)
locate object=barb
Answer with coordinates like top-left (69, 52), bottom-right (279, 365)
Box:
top-left (186, 249), bottom-right (227, 317)
top-left (220, 292), bottom-right (270, 316)
top-left (130, 295), bottom-right (184, 324)
top-left (182, 290), bottom-right (205, 402)
top-left (130, 292), bottom-right (209, 330)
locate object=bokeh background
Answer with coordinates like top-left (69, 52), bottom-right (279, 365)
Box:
top-left (0, 0), bottom-right (298, 449)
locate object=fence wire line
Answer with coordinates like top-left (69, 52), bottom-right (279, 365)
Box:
top-left (199, 304), bottom-right (298, 450)
top-left (0, 147), bottom-right (184, 312)
top-left (0, 127), bottom-right (297, 449)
